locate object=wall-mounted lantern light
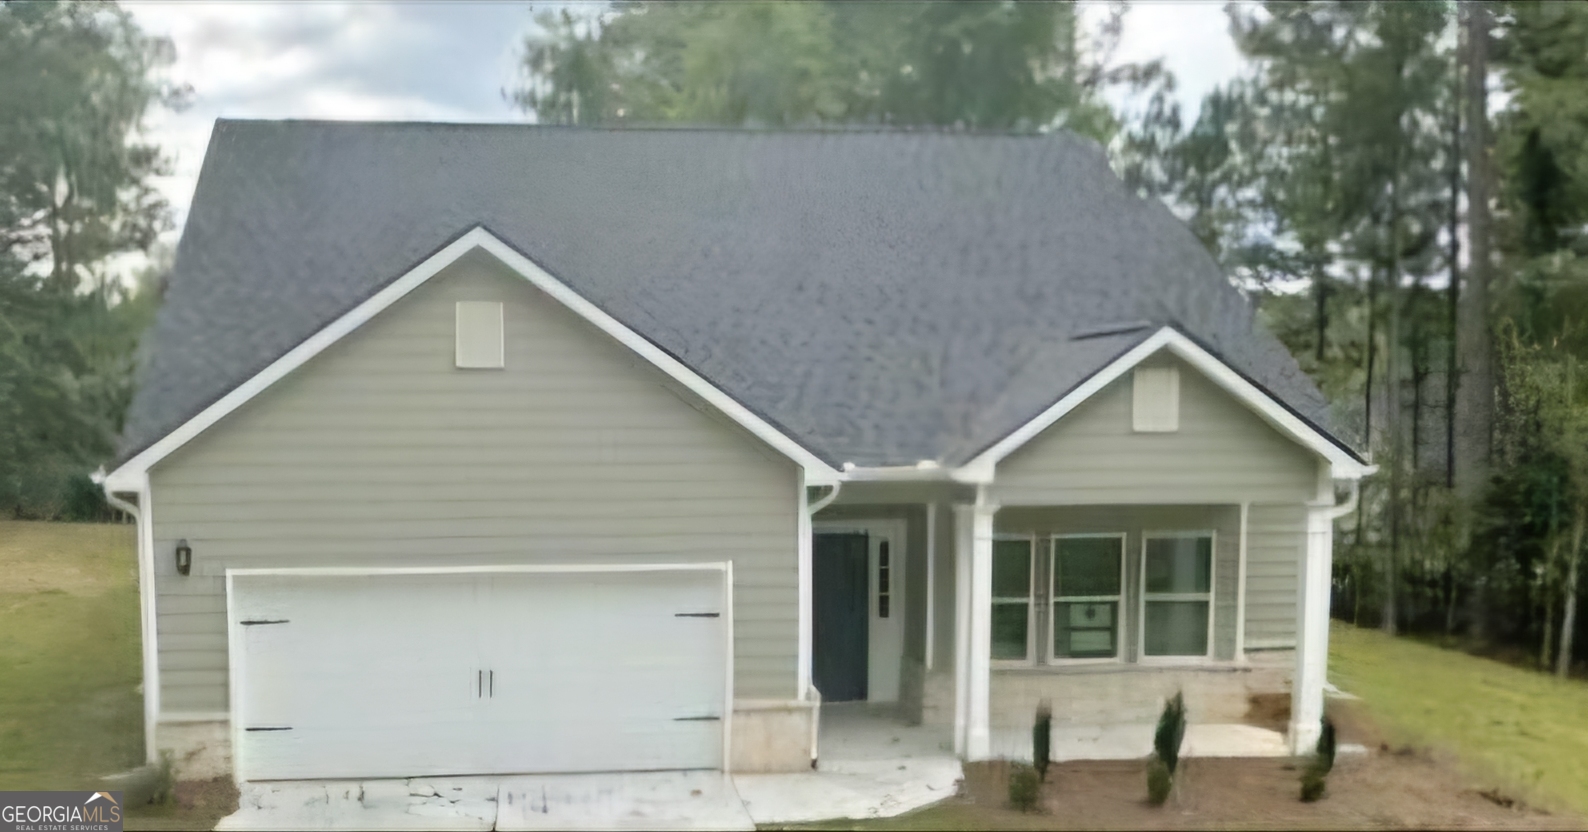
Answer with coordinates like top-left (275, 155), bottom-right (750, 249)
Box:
top-left (175, 539), bottom-right (192, 576)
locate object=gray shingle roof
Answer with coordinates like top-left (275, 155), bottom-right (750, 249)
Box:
top-left (118, 120), bottom-right (1352, 470)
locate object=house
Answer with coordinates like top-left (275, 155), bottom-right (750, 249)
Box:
top-left (100, 120), bottom-right (1372, 784)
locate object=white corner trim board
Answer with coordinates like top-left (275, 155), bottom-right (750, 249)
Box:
top-left (958, 327), bottom-right (1376, 482)
top-left (103, 226), bottom-right (841, 492)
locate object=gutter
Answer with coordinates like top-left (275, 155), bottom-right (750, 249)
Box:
top-left (1325, 478), bottom-right (1362, 520)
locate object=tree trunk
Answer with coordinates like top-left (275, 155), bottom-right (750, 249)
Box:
top-left (1454, 1), bottom-right (1495, 500)
top-left (1383, 88), bottom-right (1408, 636)
top-left (1559, 505), bottom-right (1584, 678)
top-left (1541, 550), bottom-right (1555, 670)
top-left (1445, 28), bottom-right (1463, 490)
top-left (1315, 267), bottom-right (1330, 364)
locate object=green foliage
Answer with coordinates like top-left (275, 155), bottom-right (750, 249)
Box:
top-left (1154, 691), bottom-right (1186, 776)
top-left (1006, 762), bottom-right (1041, 812)
top-left (1033, 700), bottom-right (1051, 782)
top-left (0, 2), bottom-right (171, 518)
top-left (61, 472), bottom-right (111, 521)
top-left (1145, 757), bottom-right (1172, 807)
top-left (1300, 716), bottom-right (1337, 802)
top-left (512, 1), bottom-right (1166, 140)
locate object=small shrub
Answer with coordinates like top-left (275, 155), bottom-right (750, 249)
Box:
top-left (1147, 691), bottom-right (1187, 806)
top-left (1033, 700), bottom-right (1052, 782)
top-left (1008, 762), bottom-right (1042, 812)
top-left (1154, 691), bottom-right (1187, 776)
top-left (1146, 757), bottom-right (1173, 806)
top-left (1300, 768), bottom-right (1327, 802)
top-left (149, 751), bottom-right (176, 806)
top-left (1299, 715), bottom-right (1337, 802)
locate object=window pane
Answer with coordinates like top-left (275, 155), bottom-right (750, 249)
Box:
top-left (1145, 536), bottom-right (1212, 594)
top-left (1054, 601), bottom-right (1117, 659)
top-left (992, 540), bottom-right (1031, 598)
top-left (1054, 537), bottom-right (1122, 597)
top-left (1144, 601), bottom-right (1209, 656)
top-left (991, 602), bottom-right (1029, 660)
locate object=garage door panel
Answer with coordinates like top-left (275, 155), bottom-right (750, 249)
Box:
top-left (234, 568), bottom-right (727, 781)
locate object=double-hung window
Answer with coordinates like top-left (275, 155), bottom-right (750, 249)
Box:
top-left (991, 537), bottom-right (1034, 661)
top-left (1141, 533), bottom-right (1215, 658)
top-left (1050, 535), bottom-right (1125, 661)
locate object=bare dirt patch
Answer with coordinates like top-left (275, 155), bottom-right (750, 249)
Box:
top-left (940, 751), bottom-right (1578, 831)
top-left (126, 777), bottom-right (240, 831)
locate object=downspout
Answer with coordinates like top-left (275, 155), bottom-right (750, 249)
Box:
top-left (809, 482), bottom-right (842, 514)
top-left (1326, 479), bottom-right (1361, 520)
top-left (801, 481), bottom-right (840, 766)
top-left (95, 468), bottom-right (160, 765)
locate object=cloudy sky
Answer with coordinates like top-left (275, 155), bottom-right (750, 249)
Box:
top-left (125, 0), bottom-right (1244, 253)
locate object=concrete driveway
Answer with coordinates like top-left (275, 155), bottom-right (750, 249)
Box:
top-left (215, 760), bottom-right (962, 831)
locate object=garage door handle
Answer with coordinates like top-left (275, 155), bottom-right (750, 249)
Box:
top-left (675, 612), bottom-right (720, 618)
top-left (490, 670), bottom-right (494, 697)
top-left (478, 670), bottom-right (483, 698)
top-left (673, 715), bottom-right (721, 722)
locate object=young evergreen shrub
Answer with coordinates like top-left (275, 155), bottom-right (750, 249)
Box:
top-left (1154, 691), bottom-right (1187, 776)
top-left (1008, 762), bottom-right (1042, 812)
top-left (1033, 700), bottom-right (1052, 782)
top-left (1146, 757), bottom-right (1173, 806)
top-left (1146, 692), bottom-right (1187, 806)
top-left (1299, 715), bottom-right (1337, 802)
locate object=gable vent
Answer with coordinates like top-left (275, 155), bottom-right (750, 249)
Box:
top-left (455, 301), bottom-right (504, 369)
top-left (1132, 366), bottom-right (1179, 432)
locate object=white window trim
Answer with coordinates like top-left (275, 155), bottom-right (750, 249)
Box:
top-left (1137, 530), bottom-right (1218, 664)
top-left (990, 533), bottom-right (1037, 667)
top-left (1047, 533), bottom-right (1128, 666)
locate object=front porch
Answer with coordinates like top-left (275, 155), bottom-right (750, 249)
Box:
top-left (808, 483), bottom-right (1339, 762)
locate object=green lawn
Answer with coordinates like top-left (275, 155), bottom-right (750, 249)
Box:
top-left (0, 520), bottom-right (144, 790)
top-left (1330, 621), bottom-right (1588, 814)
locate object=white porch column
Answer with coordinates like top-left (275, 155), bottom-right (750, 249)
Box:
top-left (952, 505), bottom-right (972, 757)
top-left (1291, 501), bottom-right (1334, 753)
top-left (953, 497), bottom-right (997, 760)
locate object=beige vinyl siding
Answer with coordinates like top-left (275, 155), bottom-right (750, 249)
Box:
top-left (149, 250), bottom-right (800, 714)
top-left (1244, 503), bottom-right (1306, 649)
top-left (992, 354), bottom-right (1324, 506)
top-left (994, 505), bottom-right (1241, 662)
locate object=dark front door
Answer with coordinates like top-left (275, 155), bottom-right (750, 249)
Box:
top-left (813, 532), bottom-right (869, 702)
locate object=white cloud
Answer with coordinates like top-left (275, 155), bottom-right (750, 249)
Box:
top-left (122, 0), bottom-right (1246, 278)
top-left (126, 0), bottom-right (534, 252)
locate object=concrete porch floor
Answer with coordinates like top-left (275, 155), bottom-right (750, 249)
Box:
top-left (990, 722), bottom-right (1292, 762)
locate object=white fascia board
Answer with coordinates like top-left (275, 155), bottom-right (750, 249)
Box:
top-left (960, 326), bottom-right (1375, 481)
top-left (106, 226), bottom-right (841, 486)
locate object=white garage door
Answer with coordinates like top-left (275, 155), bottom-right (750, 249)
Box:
top-left (231, 568), bottom-right (728, 781)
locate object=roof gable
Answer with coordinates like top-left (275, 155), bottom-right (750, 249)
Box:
top-left (117, 121), bottom-right (1355, 477)
top-left (106, 227), bottom-right (841, 490)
